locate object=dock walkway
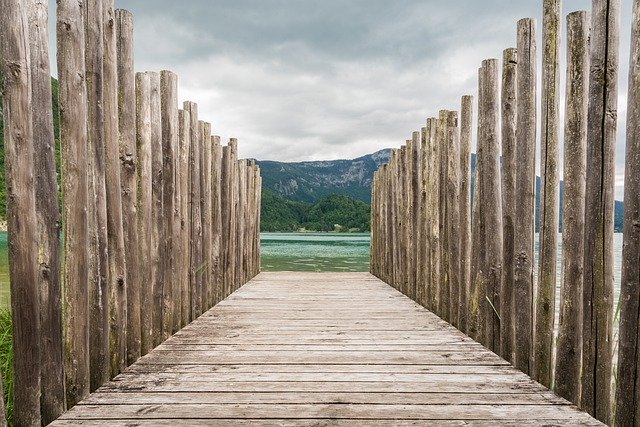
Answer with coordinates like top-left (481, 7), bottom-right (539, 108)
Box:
top-left (54, 272), bottom-right (601, 425)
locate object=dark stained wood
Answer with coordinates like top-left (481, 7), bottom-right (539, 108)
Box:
top-left (581, 1), bottom-right (619, 422)
top-left (2, 0), bottom-right (42, 423)
top-left (54, 273), bottom-right (601, 425)
top-left (27, 0), bottom-right (65, 421)
top-left (58, 0), bottom-right (91, 408)
top-left (555, 10), bottom-right (589, 407)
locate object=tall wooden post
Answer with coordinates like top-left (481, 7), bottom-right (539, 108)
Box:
top-left (178, 109), bottom-right (191, 326)
top-left (201, 123), bottom-right (213, 311)
top-left (135, 72), bottom-right (152, 355)
top-left (27, 0), bottom-right (65, 421)
top-left (425, 119), bottom-right (439, 312)
top-left (1, 0), bottom-right (42, 422)
top-left (161, 70), bottom-right (179, 334)
top-left (469, 67), bottom-right (484, 343)
top-left (116, 8), bottom-right (136, 375)
top-left (514, 18), bottom-right (536, 375)
top-left (459, 96), bottom-right (473, 334)
top-left (500, 48), bottom-right (517, 363)
top-left (555, 10), bottom-right (589, 406)
top-left (615, 1), bottom-right (640, 424)
top-left (186, 102), bottom-right (201, 319)
top-left (84, 0), bottom-right (110, 393)
top-left (581, 0), bottom-right (619, 422)
top-left (58, 0), bottom-right (91, 408)
top-left (103, 0), bottom-right (127, 380)
top-left (410, 132), bottom-right (421, 301)
top-left (445, 112), bottom-right (461, 327)
top-left (221, 144), bottom-right (232, 297)
top-left (212, 136), bottom-right (223, 305)
top-left (534, 0), bottom-right (561, 389)
top-left (149, 72), bottom-right (164, 347)
top-left (437, 112), bottom-right (449, 321)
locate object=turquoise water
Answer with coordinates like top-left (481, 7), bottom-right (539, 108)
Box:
top-left (260, 232), bottom-right (370, 272)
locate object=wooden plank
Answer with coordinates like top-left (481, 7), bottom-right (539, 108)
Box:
top-left (27, 0), bottom-right (65, 421)
top-left (51, 273), bottom-right (600, 425)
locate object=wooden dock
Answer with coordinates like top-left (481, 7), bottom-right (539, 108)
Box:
top-left (53, 272), bottom-right (601, 426)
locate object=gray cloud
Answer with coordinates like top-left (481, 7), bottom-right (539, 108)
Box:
top-left (47, 0), bottom-right (633, 197)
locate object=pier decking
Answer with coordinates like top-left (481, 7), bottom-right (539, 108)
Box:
top-left (53, 272), bottom-right (601, 425)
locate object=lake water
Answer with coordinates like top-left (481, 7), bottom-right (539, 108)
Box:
top-left (0, 232), bottom-right (625, 310)
top-left (260, 232), bottom-right (371, 272)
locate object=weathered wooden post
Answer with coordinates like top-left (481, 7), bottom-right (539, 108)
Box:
top-left (103, 0), bottom-right (128, 380)
top-left (116, 8), bottom-right (136, 375)
top-left (534, 0), bottom-right (561, 389)
top-left (27, 0), bottom-right (65, 420)
top-left (437, 112), bottom-right (449, 321)
top-left (161, 70), bottom-right (179, 334)
top-left (149, 72), bottom-right (164, 347)
top-left (581, 0), bottom-right (619, 423)
top-left (445, 112), bottom-right (461, 327)
top-left (202, 123), bottom-right (213, 310)
top-left (514, 18), bottom-right (536, 375)
top-left (136, 72), bottom-right (152, 355)
top-left (178, 109), bottom-right (191, 326)
top-left (212, 136), bottom-right (223, 304)
top-left (479, 59), bottom-right (503, 353)
top-left (555, 10), bottom-right (589, 407)
top-left (459, 96), bottom-right (473, 334)
top-left (416, 127), bottom-right (428, 306)
top-left (1, 0), bottom-right (42, 422)
top-left (410, 131), bottom-right (421, 301)
top-left (59, 0), bottom-right (91, 408)
top-left (469, 67), bottom-right (484, 342)
top-left (187, 103), bottom-right (202, 318)
top-left (500, 48), bottom-right (517, 363)
top-left (230, 139), bottom-right (239, 292)
top-left (426, 118), bottom-right (439, 312)
top-left (221, 144), bottom-right (232, 297)
top-left (615, 1), bottom-right (640, 424)
top-left (84, 0), bottom-right (110, 392)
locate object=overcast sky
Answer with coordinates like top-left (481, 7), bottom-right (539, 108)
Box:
top-left (47, 0), bottom-right (633, 197)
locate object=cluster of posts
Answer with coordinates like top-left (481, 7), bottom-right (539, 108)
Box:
top-left (371, 0), bottom-right (640, 425)
top-left (0, 0), bottom-right (261, 425)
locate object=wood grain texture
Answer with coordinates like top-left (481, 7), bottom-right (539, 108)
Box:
top-left (53, 273), bottom-right (600, 425)
top-left (2, 0), bottom-right (42, 422)
top-left (555, 10), bottom-right (589, 407)
top-left (28, 0), bottom-right (65, 421)
top-left (58, 0), bottom-right (91, 408)
top-left (581, 1), bottom-right (619, 423)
